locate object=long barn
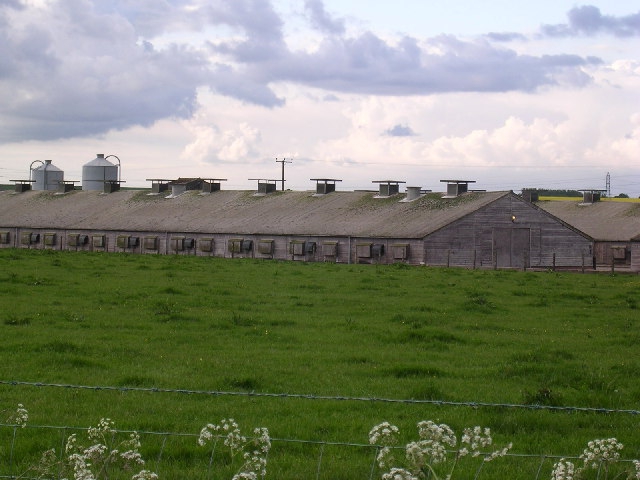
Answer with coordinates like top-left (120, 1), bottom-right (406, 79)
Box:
top-left (0, 185), bottom-right (611, 271)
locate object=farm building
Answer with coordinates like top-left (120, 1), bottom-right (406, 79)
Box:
top-left (537, 196), bottom-right (640, 271)
top-left (0, 183), bottom-right (607, 271)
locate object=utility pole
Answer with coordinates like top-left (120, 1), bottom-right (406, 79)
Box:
top-left (275, 158), bottom-right (292, 191)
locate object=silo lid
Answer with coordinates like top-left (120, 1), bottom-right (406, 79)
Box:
top-left (34, 160), bottom-right (63, 172)
top-left (84, 154), bottom-right (116, 167)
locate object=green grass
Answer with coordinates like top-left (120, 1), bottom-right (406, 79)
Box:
top-left (1, 249), bottom-right (640, 478)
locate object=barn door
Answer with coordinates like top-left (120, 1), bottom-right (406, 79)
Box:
top-left (493, 228), bottom-right (530, 268)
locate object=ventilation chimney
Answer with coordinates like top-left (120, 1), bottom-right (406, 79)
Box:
top-left (311, 178), bottom-right (341, 195)
top-left (440, 179), bottom-right (476, 198)
top-left (578, 189), bottom-right (605, 204)
top-left (404, 186), bottom-right (422, 201)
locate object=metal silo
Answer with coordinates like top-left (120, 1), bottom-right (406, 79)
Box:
top-left (33, 160), bottom-right (64, 191)
top-left (82, 154), bottom-right (118, 191)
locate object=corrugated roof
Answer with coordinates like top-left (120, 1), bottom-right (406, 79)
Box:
top-left (537, 200), bottom-right (640, 241)
top-left (0, 189), bottom-right (509, 238)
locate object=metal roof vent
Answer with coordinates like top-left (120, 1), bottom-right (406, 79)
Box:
top-left (373, 180), bottom-right (405, 197)
top-left (249, 179), bottom-right (278, 195)
top-left (401, 186), bottom-right (430, 202)
top-left (166, 178), bottom-right (203, 198)
top-left (521, 189), bottom-right (539, 202)
top-left (201, 178), bottom-right (227, 194)
top-left (578, 189), bottom-right (605, 205)
top-left (440, 179), bottom-right (476, 198)
top-left (311, 178), bottom-right (341, 195)
top-left (33, 160), bottom-right (64, 191)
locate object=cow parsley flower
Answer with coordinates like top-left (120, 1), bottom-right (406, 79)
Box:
top-left (14, 404), bottom-right (28, 428)
top-left (551, 458), bottom-right (575, 480)
top-left (580, 438), bottom-right (623, 469)
top-left (381, 467), bottom-right (418, 480)
top-left (199, 420), bottom-right (270, 479)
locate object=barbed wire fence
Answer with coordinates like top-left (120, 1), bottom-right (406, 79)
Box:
top-left (2, 380), bottom-right (639, 479)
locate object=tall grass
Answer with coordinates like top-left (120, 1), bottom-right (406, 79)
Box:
top-left (1, 249), bottom-right (639, 477)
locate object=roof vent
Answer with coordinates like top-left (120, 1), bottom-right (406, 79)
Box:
top-left (578, 189), bottom-right (605, 205)
top-left (310, 178), bottom-right (341, 195)
top-left (201, 178), bottom-right (227, 194)
top-left (167, 178), bottom-right (203, 197)
top-left (372, 180), bottom-right (405, 197)
top-left (401, 186), bottom-right (427, 202)
top-left (440, 179), bottom-right (476, 198)
top-left (249, 178), bottom-right (278, 195)
top-left (521, 189), bottom-right (539, 202)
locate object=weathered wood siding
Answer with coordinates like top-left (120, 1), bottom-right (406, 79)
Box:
top-left (423, 194), bottom-right (593, 269)
top-left (630, 243), bottom-right (640, 272)
top-left (593, 241), bottom-right (632, 268)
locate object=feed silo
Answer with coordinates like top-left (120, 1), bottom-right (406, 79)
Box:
top-left (33, 160), bottom-right (64, 191)
top-left (82, 154), bottom-right (118, 191)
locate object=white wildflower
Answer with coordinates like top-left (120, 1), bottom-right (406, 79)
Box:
top-left (484, 442), bottom-right (512, 461)
top-left (633, 459), bottom-right (640, 479)
top-left (381, 467), bottom-right (419, 480)
top-left (417, 421), bottom-right (456, 448)
top-left (580, 438), bottom-right (623, 469)
top-left (14, 404), bottom-right (28, 428)
top-left (551, 458), bottom-right (575, 480)
top-left (369, 422), bottom-right (400, 446)
top-left (131, 469), bottom-right (159, 480)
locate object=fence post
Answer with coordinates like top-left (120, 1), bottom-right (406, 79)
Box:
top-left (315, 443), bottom-right (325, 480)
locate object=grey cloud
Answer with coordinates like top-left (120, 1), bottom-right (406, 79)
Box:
top-left (485, 32), bottom-right (527, 42)
top-left (0, 1), bottom-right (206, 142)
top-left (278, 33), bottom-right (594, 95)
top-left (304, 0), bottom-right (345, 35)
top-left (386, 125), bottom-right (416, 137)
top-left (0, 0), bottom-right (619, 143)
top-left (210, 64), bottom-right (285, 108)
top-left (542, 5), bottom-right (640, 37)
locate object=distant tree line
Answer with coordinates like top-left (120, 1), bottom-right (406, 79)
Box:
top-left (522, 188), bottom-right (582, 197)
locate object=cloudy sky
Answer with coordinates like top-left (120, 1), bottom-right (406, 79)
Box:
top-left (1, 0), bottom-right (639, 196)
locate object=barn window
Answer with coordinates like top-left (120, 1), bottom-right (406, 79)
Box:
top-left (43, 233), bottom-right (56, 247)
top-left (241, 240), bottom-right (253, 253)
top-left (144, 236), bottom-right (159, 250)
top-left (228, 238), bottom-right (242, 253)
top-left (21, 232), bottom-right (39, 245)
top-left (117, 235), bottom-right (139, 249)
top-left (322, 242), bottom-right (338, 257)
top-left (356, 243), bottom-right (372, 258)
top-left (68, 234), bottom-right (89, 247)
top-left (0, 231), bottom-right (10, 244)
top-left (372, 244), bottom-right (385, 258)
top-left (289, 240), bottom-right (304, 255)
top-left (612, 246), bottom-right (627, 260)
top-left (258, 239), bottom-right (274, 255)
top-left (92, 235), bottom-right (106, 248)
top-left (170, 236), bottom-right (185, 251)
top-left (304, 241), bottom-right (316, 254)
top-left (199, 238), bottom-right (214, 253)
top-left (392, 243), bottom-right (409, 260)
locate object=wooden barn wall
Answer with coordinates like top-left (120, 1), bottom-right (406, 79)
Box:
top-left (630, 243), bottom-right (640, 272)
top-left (593, 241), bottom-right (632, 268)
top-left (423, 195), bottom-right (593, 269)
top-left (0, 226), bottom-right (423, 265)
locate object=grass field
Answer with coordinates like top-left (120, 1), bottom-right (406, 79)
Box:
top-left (1, 249), bottom-right (639, 478)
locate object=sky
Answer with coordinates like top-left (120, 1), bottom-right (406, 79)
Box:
top-left (1, 0), bottom-right (639, 196)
